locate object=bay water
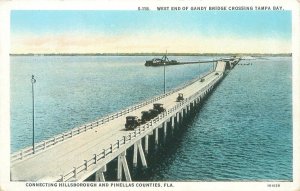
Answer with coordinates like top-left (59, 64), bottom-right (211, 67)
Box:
top-left (10, 56), bottom-right (292, 181)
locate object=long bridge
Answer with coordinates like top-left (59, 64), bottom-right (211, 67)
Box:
top-left (179, 57), bottom-right (241, 65)
top-left (11, 57), bottom-right (240, 182)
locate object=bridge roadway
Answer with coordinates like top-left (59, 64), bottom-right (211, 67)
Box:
top-left (11, 61), bottom-right (230, 182)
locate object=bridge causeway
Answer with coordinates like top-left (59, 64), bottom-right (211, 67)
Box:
top-left (11, 58), bottom-right (240, 182)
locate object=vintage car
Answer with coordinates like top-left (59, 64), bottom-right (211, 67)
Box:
top-left (125, 116), bottom-right (141, 130)
top-left (141, 111), bottom-right (151, 124)
top-left (153, 103), bottom-right (166, 113)
top-left (176, 93), bottom-right (184, 102)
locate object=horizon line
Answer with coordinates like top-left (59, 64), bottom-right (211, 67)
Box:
top-left (10, 52), bottom-right (292, 56)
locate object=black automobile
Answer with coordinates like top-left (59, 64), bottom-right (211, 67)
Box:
top-left (141, 111), bottom-right (151, 124)
top-left (176, 93), bottom-right (184, 102)
top-left (149, 109), bottom-right (160, 119)
top-left (153, 103), bottom-right (166, 113)
top-left (125, 116), bottom-right (141, 130)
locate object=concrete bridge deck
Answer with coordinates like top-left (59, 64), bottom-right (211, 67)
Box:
top-left (11, 59), bottom-right (239, 182)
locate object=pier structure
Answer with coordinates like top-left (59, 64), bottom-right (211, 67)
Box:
top-left (145, 54), bottom-right (239, 67)
top-left (11, 58), bottom-right (240, 182)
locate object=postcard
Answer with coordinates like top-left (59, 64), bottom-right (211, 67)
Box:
top-left (0, 0), bottom-right (299, 191)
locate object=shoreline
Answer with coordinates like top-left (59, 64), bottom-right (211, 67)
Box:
top-left (10, 53), bottom-right (292, 57)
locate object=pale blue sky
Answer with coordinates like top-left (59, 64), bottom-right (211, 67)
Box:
top-left (11, 11), bottom-right (292, 54)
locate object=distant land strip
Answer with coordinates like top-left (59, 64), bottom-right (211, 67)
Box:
top-left (10, 53), bottom-right (292, 57)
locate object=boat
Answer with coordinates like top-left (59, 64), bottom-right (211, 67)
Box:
top-left (145, 52), bottom-right (178, 66)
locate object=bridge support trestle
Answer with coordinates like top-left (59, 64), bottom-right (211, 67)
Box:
top-left (117, 151), bottom-right (132, 181)
top-left (133, 142), bottom-right (138, 167)
top-left (137, 140), bottom-right (147, 167)
top-left (155, 128), bottom-right (159, 144)
top-left (133, 139), bottom-right (147, 168)
top-left (144, 135), bottom-right (149, 154)
top-left (95, 165), bottom-right (106, 182)
top-left (163, 121), bottom-right (167, 137)
top-left (171, 116), bottom-right (175, 130)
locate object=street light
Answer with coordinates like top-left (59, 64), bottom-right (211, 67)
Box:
top-left (163, 62), bottom-right (166, 94)
top-left (213, 61), bottom-right (216, 71)
top-left (199, 62), bottom-right (201, 79)
top-left (31, 75), bottom-right (36, 154)
top-left (211, 60), bottom-right (215, 72)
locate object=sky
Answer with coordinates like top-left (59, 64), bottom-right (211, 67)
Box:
top-left (10, 10), bottom-right (291, 54)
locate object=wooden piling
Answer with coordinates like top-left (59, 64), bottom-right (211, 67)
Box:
top-left (145, 135), bottom-right (149, 154)
top-left (133, 143), bottom-right (138, 167)
top-left (137, 140), bottom-right (147, 168)
top-left (155, 128), bottom-right (158, 145)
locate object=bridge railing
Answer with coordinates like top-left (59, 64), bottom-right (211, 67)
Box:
top-left (56, 72), bottom-right (224, 182)
top-left (11, 70), bottom-right (213, 163)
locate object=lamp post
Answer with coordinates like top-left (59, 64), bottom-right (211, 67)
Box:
top-left (163, 62), bottom-right (166, 94)
top-left (199, 62), bottom-right (201, 78)
top-left (213, 61), bottom-right (216, 71)
top-left (31, 75), bottom-right (36, 154)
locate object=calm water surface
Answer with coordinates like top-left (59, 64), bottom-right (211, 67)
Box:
top-left (10, 56), bottom-right (292, 181)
